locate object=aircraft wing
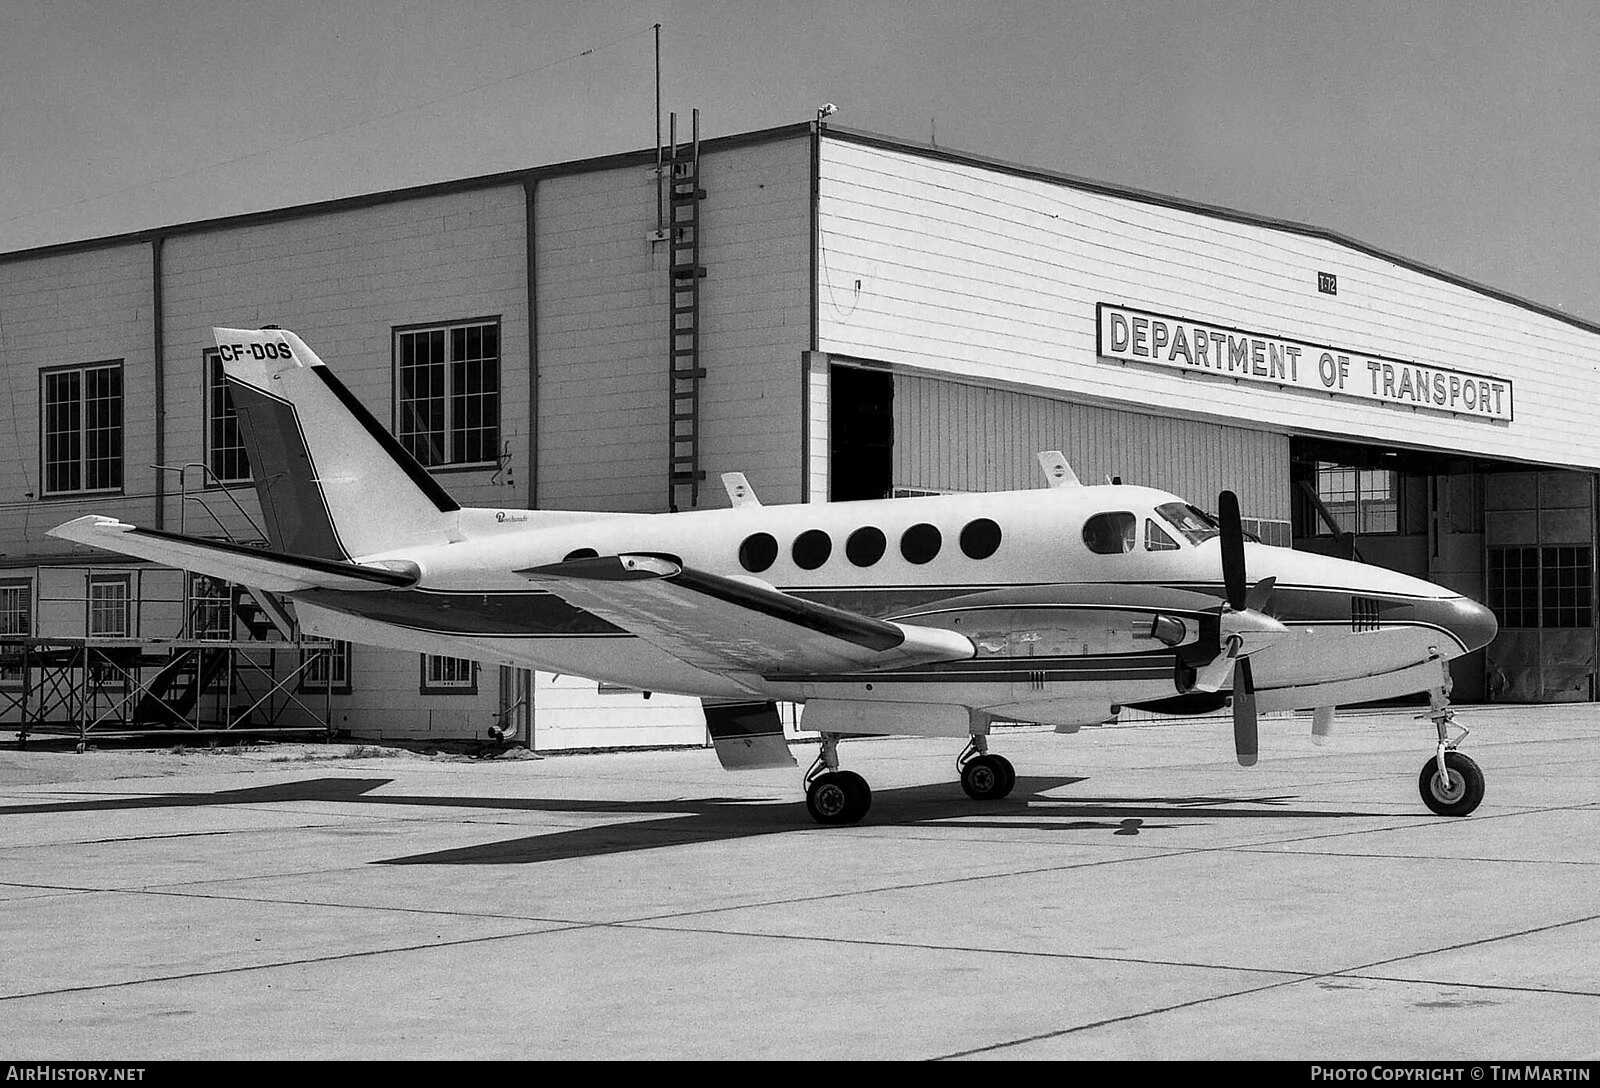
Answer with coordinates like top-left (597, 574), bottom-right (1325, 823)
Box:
top-left (48, 516), bottom-right (419, 593)
top-left (518, 554), bottom-right (974, 681)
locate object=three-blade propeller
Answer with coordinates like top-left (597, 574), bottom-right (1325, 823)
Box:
top-left (1206, 491), bottom-right (1289, 767)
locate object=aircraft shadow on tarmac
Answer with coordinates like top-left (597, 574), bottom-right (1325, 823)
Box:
top-left (0, 776), bottom-right (1376, 865)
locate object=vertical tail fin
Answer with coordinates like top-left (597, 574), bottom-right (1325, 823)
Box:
top-left (214, 327), bottom-right (459, 560)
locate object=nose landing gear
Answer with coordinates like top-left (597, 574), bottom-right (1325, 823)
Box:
top-left (1417, 668), bottom-right (1484, 817)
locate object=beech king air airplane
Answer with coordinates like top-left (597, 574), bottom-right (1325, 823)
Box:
top-left (50, 328), bottom-right (1500, 825)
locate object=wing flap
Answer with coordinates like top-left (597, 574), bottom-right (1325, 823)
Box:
top-left (519, 554), bottom-right (973, 677)
top-left (48, 516), bottom-right (418, 593)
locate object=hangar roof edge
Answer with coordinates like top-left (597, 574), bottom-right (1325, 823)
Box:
top-left (823, 125), bottom-right (1600, 341)
top-left (0, 122), bottom-right (814, 266)
top-left (4, 119), bottom-right (1595, 340)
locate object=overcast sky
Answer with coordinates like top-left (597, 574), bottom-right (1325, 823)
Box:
top-left (4, 0), bottom-right (1598, 321)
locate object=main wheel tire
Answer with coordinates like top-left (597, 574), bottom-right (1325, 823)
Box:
top-left (806, 772), bottom-right (870, 825)
top-left (991, 754), bottom-right (1016, 799)
top-left (833, 769), bottom-right (872, 821)
top-left (961, 754), bottom-right (1012, 801)
top-left (1419, 751), bottom-right (1484, 817)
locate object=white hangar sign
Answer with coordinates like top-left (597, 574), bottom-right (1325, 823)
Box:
top-left (1096, 303), bottom-right (1514, 422)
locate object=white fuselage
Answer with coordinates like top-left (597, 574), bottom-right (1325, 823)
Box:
top-left (292, 484), bottom-right (1496, 729)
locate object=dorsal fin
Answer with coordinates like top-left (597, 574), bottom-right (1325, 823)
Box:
top-left (721, 472), bottom-right (761, 508)
top-left (1036, 451), bottom-right (1081, 489)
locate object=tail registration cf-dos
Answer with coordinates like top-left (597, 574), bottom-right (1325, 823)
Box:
top-left (51, 327), bottom-right (1499, 824)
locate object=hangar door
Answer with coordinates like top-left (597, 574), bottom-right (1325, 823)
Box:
top-left (1484, 471), bottom-right (1598, 702)
top-left (887, 372), bottom-right (1290, 523)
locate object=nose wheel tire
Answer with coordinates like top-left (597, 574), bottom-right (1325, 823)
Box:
top-left (960, 754), bottom-right (1016, 801)
top-left (806, 770), bottom-right (872, 825)
top-left (1419, 750), bottom-right (1484, 817)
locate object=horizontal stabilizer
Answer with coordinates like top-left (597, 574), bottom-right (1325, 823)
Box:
top-left (48, 516), bottom-right (419, 593)
top-left (519, 554), bottom-right (974, 681)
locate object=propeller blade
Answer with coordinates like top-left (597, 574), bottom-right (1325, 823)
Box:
top-left (1191, 635), bottom-right (1241, 693)
top-left (1244, 575), bottom-right (1276, 614)
top-left (1218, 490), bottom-right (1247, 611)
top-left (1232, 657), bottom-right (1259, 767)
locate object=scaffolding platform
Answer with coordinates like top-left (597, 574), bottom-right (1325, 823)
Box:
top-left (2, 637), bottom-right (337, 749)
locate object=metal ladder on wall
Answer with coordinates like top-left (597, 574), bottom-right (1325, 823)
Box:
top-left (666, 109), bottom-right (706, 511)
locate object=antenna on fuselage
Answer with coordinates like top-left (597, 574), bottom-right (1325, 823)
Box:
top-left (1037, 451), bottom-right (1080, 489)
top-left (721, 472), bottom-right (761, 508)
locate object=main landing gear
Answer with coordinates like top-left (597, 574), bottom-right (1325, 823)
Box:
top-left (804, 734), bottom-right (872, 825)
top-left (957, 735), bottom-right (1015, 801)
top-left (801, 733), bottom-right (1019, 825)
top-left (1417, 675), bottom-right (1484, 817)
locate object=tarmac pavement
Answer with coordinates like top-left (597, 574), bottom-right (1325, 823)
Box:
top-left (0, 704), bottom-right (1596, 1061)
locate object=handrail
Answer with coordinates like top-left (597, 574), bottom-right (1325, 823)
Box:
top-left (150, 462), bottom-right (267, 544)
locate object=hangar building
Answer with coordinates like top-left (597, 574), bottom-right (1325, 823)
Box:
top-left (1, 120), bottom-right (1596, 748)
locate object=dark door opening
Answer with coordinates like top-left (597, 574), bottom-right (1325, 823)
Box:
top-left (829, 366), bottom-right (893, 502)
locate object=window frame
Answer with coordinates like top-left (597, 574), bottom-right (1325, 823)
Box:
top-left (0, 578), bottom-right (34, 690)
top-left (392, 317), bottom-right (502, 471)
top-left (1487, 545), bottom-right (1594, 630)
top-left (188, 573), bottom-right (236, 641)
top-left (298, 639), bottom-right (353, 695)
top-left (203, 349), bottom-right (252, 485)
top-left (86, 573), bottom-right (131, 639)
top-left (40, 360), bottom-right (124, 498)
top-left (1313, 462), bottom-right (1399, 536)
top-left (420, 654), bottom-right (478, 695)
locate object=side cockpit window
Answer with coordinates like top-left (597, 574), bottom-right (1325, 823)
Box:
top-left (1083, 511), bottom-right (1137, 555)
top-left (1145, 519), bottom-right (1180, 551)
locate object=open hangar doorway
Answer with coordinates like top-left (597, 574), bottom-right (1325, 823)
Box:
top-left (1290, 438), bottom-right (1598, 704)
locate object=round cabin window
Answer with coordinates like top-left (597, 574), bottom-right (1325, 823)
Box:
top-left (959, 518), bottom-right (1002, 560)
top-left (845, 526), bottom-right (887, 567)
top-left (900, 523), bottom-right (942, 565)
top-left (739, 532), bottom-right (779, 573)
top-left (792, 529), bottom-right (832, 570)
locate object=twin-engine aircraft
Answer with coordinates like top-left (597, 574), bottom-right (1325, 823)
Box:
top-left (51, 328), bottom-right (1499, 824)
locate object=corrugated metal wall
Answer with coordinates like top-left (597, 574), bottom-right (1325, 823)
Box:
top-left (819, 137), bottom-right (1600, 473)
top-left (891, 371), bottom-right (1289, 520)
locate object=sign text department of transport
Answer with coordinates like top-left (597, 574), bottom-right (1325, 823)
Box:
top-left (1096, 303), bottom-right (1514, 422)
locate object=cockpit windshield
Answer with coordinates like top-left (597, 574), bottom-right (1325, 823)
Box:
top-left (1155, 501), bottom-right (1221, 545)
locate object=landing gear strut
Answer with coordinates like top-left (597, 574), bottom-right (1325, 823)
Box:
top-left (1417, 668), bottom-right (1484, 817)
top-left (957, 735), bottom-right (1015, 801)
top-left (803, 733), bottom-right (872, 825)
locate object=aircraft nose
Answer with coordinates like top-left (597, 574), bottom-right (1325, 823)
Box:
top-left (1434, 595), bottom-right (1499, 653)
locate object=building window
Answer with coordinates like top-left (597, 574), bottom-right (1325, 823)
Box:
top-left (299, 640), bottom-right (352, 694)
top-left (1314, 463), bottom-right (1398, 535)
top-left (1488, 546), bottom-right (1592, 629)
top-left (205, 350), bottom-right (251, 484)
top-left (87, 574), bottom-right (130, 638)
top-left (1541, 546), bottom-right (1594, 628)
top-left (0, 579), bottom-right (32, 689)
top-left (42, 362), bottom-right (123, 496)
top-left (394, 319), bottom-right (500, 467)
top-left (189, 575), bottom-right (234, 641)
top-left (420, 654), bottom-right (477, 694)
